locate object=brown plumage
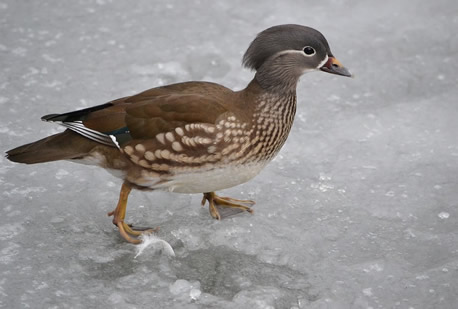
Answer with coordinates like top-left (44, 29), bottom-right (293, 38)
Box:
top-left (6, 24), bottom-right (351, 244)
top-left (6, 130), bottom-right (97, 164)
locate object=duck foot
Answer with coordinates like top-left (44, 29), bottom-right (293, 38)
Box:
top-left (108, 182), bottom-right (158, 244)
top-left (201, 192), bottom-right (255, 220)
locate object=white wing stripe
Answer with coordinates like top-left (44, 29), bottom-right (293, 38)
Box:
top-left (58, 121), bottom-right (115, 146)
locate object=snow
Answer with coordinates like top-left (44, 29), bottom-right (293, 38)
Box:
top-left (1, 0), bottom-right (458, 308)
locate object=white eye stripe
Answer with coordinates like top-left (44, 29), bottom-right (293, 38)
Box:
top-left (276, 50), bottom-right (305, 56)
top-left (273, 50), bottom-right (329, 70)
top-left (275, 48), bottom-right (316, 58)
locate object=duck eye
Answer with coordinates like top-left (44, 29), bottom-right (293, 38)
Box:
top-left (303, 46), bottom-right (315, 56)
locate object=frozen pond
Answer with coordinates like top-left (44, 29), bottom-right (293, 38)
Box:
top-left (1, 0), bottom-right (457, 308)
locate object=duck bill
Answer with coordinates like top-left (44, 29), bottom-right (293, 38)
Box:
top-left (320, 57), bottom-right (352, 77)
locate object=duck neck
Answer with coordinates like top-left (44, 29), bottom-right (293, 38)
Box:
top-left (243, 78), bottom-right (297, 111)
top-left (241, 78), bottom-right (298, 162)
top-left (253, 57), bottom-right (302, 95)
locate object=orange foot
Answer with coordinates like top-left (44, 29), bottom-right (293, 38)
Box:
top-left (201, 192), bottom-right (255, 220)
top-left (108, 182), bottom-right (158, 244)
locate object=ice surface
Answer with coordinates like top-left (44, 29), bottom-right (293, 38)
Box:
top-left (1, 0), bottom-right (458, 308)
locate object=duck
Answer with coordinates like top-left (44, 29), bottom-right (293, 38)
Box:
top-left (6, 24), bottom-right (351, 243)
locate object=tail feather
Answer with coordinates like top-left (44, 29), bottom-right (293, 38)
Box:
top-left (6, 130), bottom-right (98, 164)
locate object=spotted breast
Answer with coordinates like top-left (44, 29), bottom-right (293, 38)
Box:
top-left (108, 84), bottom-right (297, 193)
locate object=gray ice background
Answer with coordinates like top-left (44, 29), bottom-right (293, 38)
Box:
top-left (1, 0), bottom-right (458, 308)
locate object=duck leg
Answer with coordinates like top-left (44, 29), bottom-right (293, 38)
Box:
top-left (201, 192), bottom-right (255, 220)
top-left (107, 182), bottom-right (157, 244)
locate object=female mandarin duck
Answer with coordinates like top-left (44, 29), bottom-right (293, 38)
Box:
top-left (7, 24), bottom-right (351, 244)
